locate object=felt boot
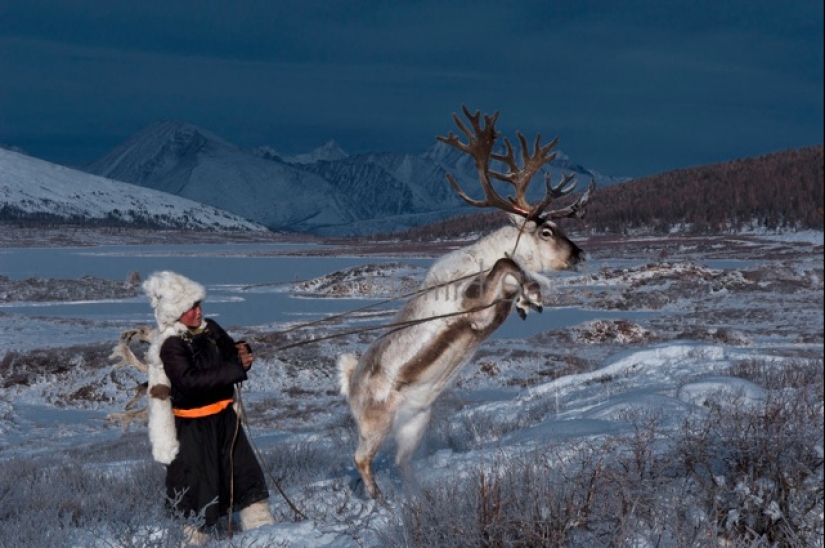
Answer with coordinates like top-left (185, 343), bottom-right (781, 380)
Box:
top-left (239, 499), bottom-right (275, 530)
top-left (180, 524), bottom-right (209, 546)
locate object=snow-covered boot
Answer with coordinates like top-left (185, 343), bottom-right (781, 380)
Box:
top-left (239, 499), bottom-right (275, 530)
top-left (180, 524), bottom-right (209, 546)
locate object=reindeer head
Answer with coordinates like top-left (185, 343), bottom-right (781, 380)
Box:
top-left (503, 212), bottom-right (586, 271)
top-left (437, 105), bottom-right (593, 272)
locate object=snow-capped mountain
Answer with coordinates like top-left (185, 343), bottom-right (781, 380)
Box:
top-left (253, 140), bottom-right (349, 165)
top-left (84, 121), bottom-right (359, 232)
top-left (1, 144), bottom-right (27, 155)
top-left (0, 147), bottom-right (267, 231)
top-left (82, 121), bottom-right (623, 235)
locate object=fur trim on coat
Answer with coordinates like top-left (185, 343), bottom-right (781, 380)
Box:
top-left (141, 271), bottom-right (207, 464)
top-left (146, 323), bottom-right (181, 463)
top-left (145, 320), bottom-right (208, 463)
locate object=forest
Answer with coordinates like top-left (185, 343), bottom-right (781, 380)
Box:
top-left (380, 145), bottom-right (824, 241)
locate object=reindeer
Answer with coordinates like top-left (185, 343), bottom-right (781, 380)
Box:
top-left (338, 106), bottom-right (594, 499)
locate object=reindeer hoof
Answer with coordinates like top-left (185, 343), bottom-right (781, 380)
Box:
top-left (517, 307), bottom-right (527, 320)
top-left (349, 475), bottom-right (374, 500)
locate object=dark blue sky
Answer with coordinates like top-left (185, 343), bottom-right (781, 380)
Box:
top-left (1, 0), bottom-right (822, 178)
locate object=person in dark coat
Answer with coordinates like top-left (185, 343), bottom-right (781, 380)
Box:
top-left (142, 271), bottom-right (274, 544)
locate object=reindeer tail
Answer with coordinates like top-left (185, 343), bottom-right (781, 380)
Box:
top-left (337, 353), bottom-right (359, 398)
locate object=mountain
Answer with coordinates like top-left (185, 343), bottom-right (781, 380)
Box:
top-left (1, 144), bottom-right (27, 155)
top-left (83, 121), bottom-right (361, 232)
top-left (83, 121), bottom-right (622, 236)
top-left (379, 145), bottom-right (825, 240)
top-left (0, 147), bottom-right (267, 231)
top-left (259, 140), bottom-right (349, 165)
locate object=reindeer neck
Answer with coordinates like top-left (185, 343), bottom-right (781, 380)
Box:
top-left (466, 225), bottom-right (531, 262)
top-left (426, 225), bottom-right (535, 286)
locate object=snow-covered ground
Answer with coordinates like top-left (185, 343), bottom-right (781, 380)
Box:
top-left (0, 230), bottom-right (822, 547)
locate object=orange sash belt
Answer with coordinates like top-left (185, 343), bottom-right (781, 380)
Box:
top-left (173, 398), bottom-right (234, 418)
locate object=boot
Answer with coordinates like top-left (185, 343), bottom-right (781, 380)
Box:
top-left (239, 499), bottom-right (275, 531)
top-left (181, 524), bottom-right (209, 546)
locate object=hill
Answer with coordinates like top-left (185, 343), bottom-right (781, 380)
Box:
top-left (587, 145), bottom-right (823, 233)
top-left (377, 146), bottom-right (824, 240)
top-left (0, 147), bottom-right (267, 231)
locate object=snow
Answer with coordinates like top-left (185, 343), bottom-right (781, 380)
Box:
top-left (282, 140), bottom-right (349, 165)
top-left (0, 230), bottom-right (822, 546)
top-left (0, 147), bottom-right (268, 230)
top-left (747, 229), bottom-right (825, 245)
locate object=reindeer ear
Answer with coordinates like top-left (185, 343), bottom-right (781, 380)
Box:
top-left (507, 212), bottom-right (538, 232)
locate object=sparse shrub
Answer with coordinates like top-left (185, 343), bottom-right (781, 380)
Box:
top-left (677, 326), bottom-right (752, 346)
top-left (0, 344), bottom-right (113, 391)
top-left (259, 432), bottom-right (353, 487)
top-left (384, 356), bottom-right (823, 547)
top-left (424, 392), bottom-right (560, 456)
top-left (0, 448), bottom-right (184, 547)
top-left (728, 357), bottom-right (823, 393)
top-left (676, 376), bottom-right (824, 546)
top-left (384, 445), bottom-right (648, 547)
top-left (576, 319), bottom-right (654, 344)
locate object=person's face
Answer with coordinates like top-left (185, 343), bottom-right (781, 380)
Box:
top-left (179, 301), bottom-right (202, 328)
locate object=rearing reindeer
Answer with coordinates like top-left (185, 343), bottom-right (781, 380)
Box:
top-left (338, 106), bottom-right (594, 499)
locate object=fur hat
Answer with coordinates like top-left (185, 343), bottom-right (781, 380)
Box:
top-left (142, 271), bottom-right (206, 330)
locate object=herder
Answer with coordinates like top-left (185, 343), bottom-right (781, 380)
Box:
top-left (142, 271), bottom-right (274, 544)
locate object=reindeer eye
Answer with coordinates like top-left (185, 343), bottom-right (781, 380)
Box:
top-left (540, 227), bottom-right (555, 239)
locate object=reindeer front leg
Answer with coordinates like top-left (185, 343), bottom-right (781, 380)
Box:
top-left (515, 277), bottom-right (543, 320)
top-left (467, 258), bottom-right (543, 322)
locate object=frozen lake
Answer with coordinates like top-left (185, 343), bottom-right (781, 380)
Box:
top-left (0, 242), bottom-right (655, 347)
top-left (0, 242), bottom-right (428, 326)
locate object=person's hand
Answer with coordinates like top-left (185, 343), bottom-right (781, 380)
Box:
top-left (236, 341), bottom-right (254, 371)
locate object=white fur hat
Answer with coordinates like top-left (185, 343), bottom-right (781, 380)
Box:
top-left (142, 271), bottom-right (206, 330)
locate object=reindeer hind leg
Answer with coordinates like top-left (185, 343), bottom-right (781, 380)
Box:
top-left (352, 403), bottom-right (395, 500)
top-left (393, 406), bottom-right (431, 495)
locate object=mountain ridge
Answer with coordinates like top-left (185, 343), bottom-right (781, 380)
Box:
top-left (0, 147), bottom-right (268, 231)
top-left (375, 145), bottom-right (824, 241)
top-left (12, 120), bottom-right (811, 239)
top-left (81, 120), bottom-right (620, 235)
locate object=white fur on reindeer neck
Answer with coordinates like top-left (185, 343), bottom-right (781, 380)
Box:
top-left (424, 214), bottom-right (564, 290)
top-left (142, 271), bottom-right (206, 464)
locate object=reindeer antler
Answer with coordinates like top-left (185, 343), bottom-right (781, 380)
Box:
top-left (107, 326), bottom-right (154, 430)
top-left (109, 343), bottom-right (149, 372)
top-left (437, 105), bottom-right (593, 221)
top-left (543, 177), bottom-right (595, 220)
top-left (107, 407), bottom-right (148, 431)
top-left (119, 325), bottom-right (154, 345)
top-left (106, 381), bottom-right (148, 432)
